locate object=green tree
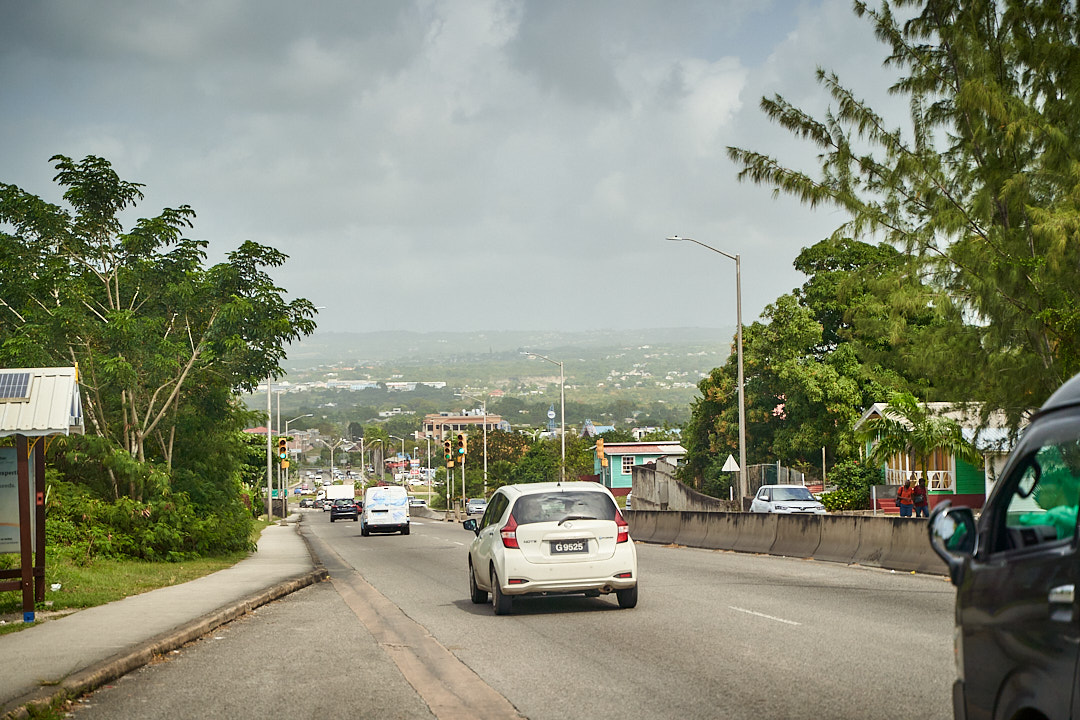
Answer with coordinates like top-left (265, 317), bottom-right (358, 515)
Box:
top-left (0, 154), bottom-right (315, 558)
top-left (0, 155), bottom-right (316, 476)
top-left (682, 237), bottom-right (938, 487)
top-left (728, 0), bottom-right (1080, 424)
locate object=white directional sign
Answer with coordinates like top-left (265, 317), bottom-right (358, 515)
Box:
top-left (722, 454), bottom-right (740, 472)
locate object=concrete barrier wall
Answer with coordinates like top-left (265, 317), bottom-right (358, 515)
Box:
top-left (733, 514), bottom-right (780, 554)
top-left (814, 515), bottom-right (860, 565)
top-left (770, 515), bottom-right (822, 558)
top-left (704, 513), bottom-right (739, 550)
top-left (629, 510), bottom-right (946, 575)
top-left (673, 512), bottom-right (712, 548)
top-left (851, 516), bottom-right (895, 568)
top-left (882, 518), bottom-right (947, 574)
top-left (625, 510), bottom-right (657, 544)
top-left (650, 511), bottom-right (684, 545)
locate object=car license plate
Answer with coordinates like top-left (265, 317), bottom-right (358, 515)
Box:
top-left (551, 540), bottom-right (588, 554)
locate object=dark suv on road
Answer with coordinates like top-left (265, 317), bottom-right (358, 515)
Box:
top-left (329, 497), bottom-right (358, 522)
top-left (931, 370), bottom-right (1080, 720)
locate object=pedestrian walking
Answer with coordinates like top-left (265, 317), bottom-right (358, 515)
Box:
top-left (912, 477), bottom-right (929, 518)
top-left (897, 479), bottom-right (914, 518)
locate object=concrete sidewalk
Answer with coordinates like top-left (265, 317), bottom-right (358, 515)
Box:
top-left (0, 515), bottom-right (325, 718)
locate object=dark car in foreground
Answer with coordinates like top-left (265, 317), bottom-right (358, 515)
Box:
top-left (329, 497), bottom-right (358, 522)
top-left (930, 370), bottom-right (1080, 720)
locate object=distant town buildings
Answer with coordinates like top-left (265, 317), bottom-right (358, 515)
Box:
top-left (421, 412), bottom-right (510, 441)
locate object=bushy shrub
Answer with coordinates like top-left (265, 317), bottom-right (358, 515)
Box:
top-left (820, 460), bottom-right (882, 512)
top-left (45, 474), bottom-right (254, 564)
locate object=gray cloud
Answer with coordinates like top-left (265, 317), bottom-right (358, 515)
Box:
top-left (0, 0), bottom-right (900, 335)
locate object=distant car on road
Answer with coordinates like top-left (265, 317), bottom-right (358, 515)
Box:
top-left (361, 485), bottom-right (410, 536)
top-left (624, 492), bottom-right (632, 510)
top-left (329, 497), bottom-right (358, 522)
top-left (300, 498), bottom-right (314, 509)
top-left (462, 482), bottom-right (637, 615)
top-left (749, 485), bottom-right (826, 514)
top-left (466, 498), bottom-right (487, 515)
top-left (408, 496), bottom-right (427, 508)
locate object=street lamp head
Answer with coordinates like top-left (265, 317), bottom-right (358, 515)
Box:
top-left (666, 235), bottom-right (687, 242)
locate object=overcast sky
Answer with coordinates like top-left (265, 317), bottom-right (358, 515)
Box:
top-left (0, 0), bottom-right (902, 335)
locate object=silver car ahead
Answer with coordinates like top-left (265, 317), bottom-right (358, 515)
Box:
top-left (749, 484), bottom-right (826, 514)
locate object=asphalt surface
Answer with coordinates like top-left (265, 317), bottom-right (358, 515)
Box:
top-left (0, 514), bottom-right (325, 718)
top-left (0, 508), bottom-right (959, 719)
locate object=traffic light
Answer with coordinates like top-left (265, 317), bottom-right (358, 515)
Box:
top-left (596, 438), bottom-right (608, 467)
top-left (277, 437), bottom-right (287, 460)
top-left (444, 439), bottom-right (454, 468)
top-left (456, 433), bottom-right (467, 456)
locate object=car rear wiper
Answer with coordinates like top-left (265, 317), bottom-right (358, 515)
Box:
top-left (558, 515), bottom-right (597, 525)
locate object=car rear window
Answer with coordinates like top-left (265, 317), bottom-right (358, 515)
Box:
top-left (511, 491), bottom-right (617, 525)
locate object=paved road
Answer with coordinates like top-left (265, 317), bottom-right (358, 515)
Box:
top-left (72, 511), bottom-right (957, 719)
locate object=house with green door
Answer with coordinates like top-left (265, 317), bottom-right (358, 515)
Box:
top-left (595, 441), bottom-right (687, 496)
top-left (854, 402), bottom-right (1021, 510)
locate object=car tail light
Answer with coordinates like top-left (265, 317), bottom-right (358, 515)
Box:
top-left (615, 510), bottom-right (629, 544)
top-left (500, 513), bottom-right (519, 549)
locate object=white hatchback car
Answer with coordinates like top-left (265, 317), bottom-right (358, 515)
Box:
top-left (749, 484), bottom-right (827, 514)
top-left (462, 482), bottom-right (638, 615)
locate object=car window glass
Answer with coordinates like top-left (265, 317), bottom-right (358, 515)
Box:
top-left (774, 487), bottom-right (814, 502)
top-left (480, 494), bottom-right (505, 529)
top-left (511, 492), bottom-right (616, 525)
top-left (996, 418), bottom-right (1080, 550)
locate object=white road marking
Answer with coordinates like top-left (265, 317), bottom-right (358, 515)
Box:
top-left (728, 606), bottom-right (801, 626)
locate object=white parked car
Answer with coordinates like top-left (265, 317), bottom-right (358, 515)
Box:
top-left (462, 482), bottom-right (638, 615)
top-left (749, 484), bottom-right (826, 514)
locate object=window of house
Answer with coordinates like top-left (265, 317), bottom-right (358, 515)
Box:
top-left (622, 455), bottom-right (635, 474)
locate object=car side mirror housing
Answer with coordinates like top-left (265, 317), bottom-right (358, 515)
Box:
top-left (928, 502), bottom-right (977, 586)
top-left (462, 518), bottom-right (479, 535)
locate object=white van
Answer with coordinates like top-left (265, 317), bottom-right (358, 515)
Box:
top-left (361, 485), bottom-right (410, 536)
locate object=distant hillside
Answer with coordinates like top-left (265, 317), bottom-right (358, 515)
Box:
top-left (284, 327), bottom-right (734, 370)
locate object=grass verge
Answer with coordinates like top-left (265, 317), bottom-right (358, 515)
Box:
top-left (0, 518), bottom-right (272, 635)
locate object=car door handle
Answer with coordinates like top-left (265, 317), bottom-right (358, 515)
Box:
top-left (1049, 584), bottom-right (1075, 604)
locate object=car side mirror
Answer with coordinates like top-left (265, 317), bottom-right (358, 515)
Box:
top-left (462, 518), bottom-right (479, 535)
top-left (928, 502), bottom-right (976, 586)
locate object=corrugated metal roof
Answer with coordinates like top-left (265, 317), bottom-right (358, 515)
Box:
top-left (0, 367), bottom-right (84, 438)
top-left (602, 442), bottom-right (687, 456)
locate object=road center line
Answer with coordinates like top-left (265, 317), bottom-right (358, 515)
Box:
top-left (728, 606), bottom-right (801, 626)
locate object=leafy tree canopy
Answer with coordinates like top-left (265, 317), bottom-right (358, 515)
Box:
top-left (728, 0), bottom-right (1080, 425)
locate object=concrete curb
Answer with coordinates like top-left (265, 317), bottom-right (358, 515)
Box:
top-left (3, 523), bottom-right (328, 719)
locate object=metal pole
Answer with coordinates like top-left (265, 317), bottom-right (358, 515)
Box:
top-left (666, 237), bottom-right (747, 505)
top-left (735, 252), bottom-right (746, 504)
top-left (559, 361), bottom-right (566, 483)
top-left (275, 391), bottom-right (281, 506)
top-left (266, 380), bottom-right (272, 519)
top-left (483, 402), bottom-right (488, 496)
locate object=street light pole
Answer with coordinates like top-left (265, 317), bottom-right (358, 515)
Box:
top-left (524, 353), bottom-right (566, 483)
top-left (458, 391), bottom-right (489, 496)
top-left (317, 438), bottom-right (346, 482)
top-left (266, 380), bottom-right (273, 519)
top-left (363, 438), bottom-right (382, 484)
top-left (284, 413), bottom-right (313, 490)
top-left (667, 235), bottom-right (747, 505)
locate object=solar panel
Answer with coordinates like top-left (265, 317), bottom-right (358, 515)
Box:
top-left (0, 371), bottom-right (32, 401)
